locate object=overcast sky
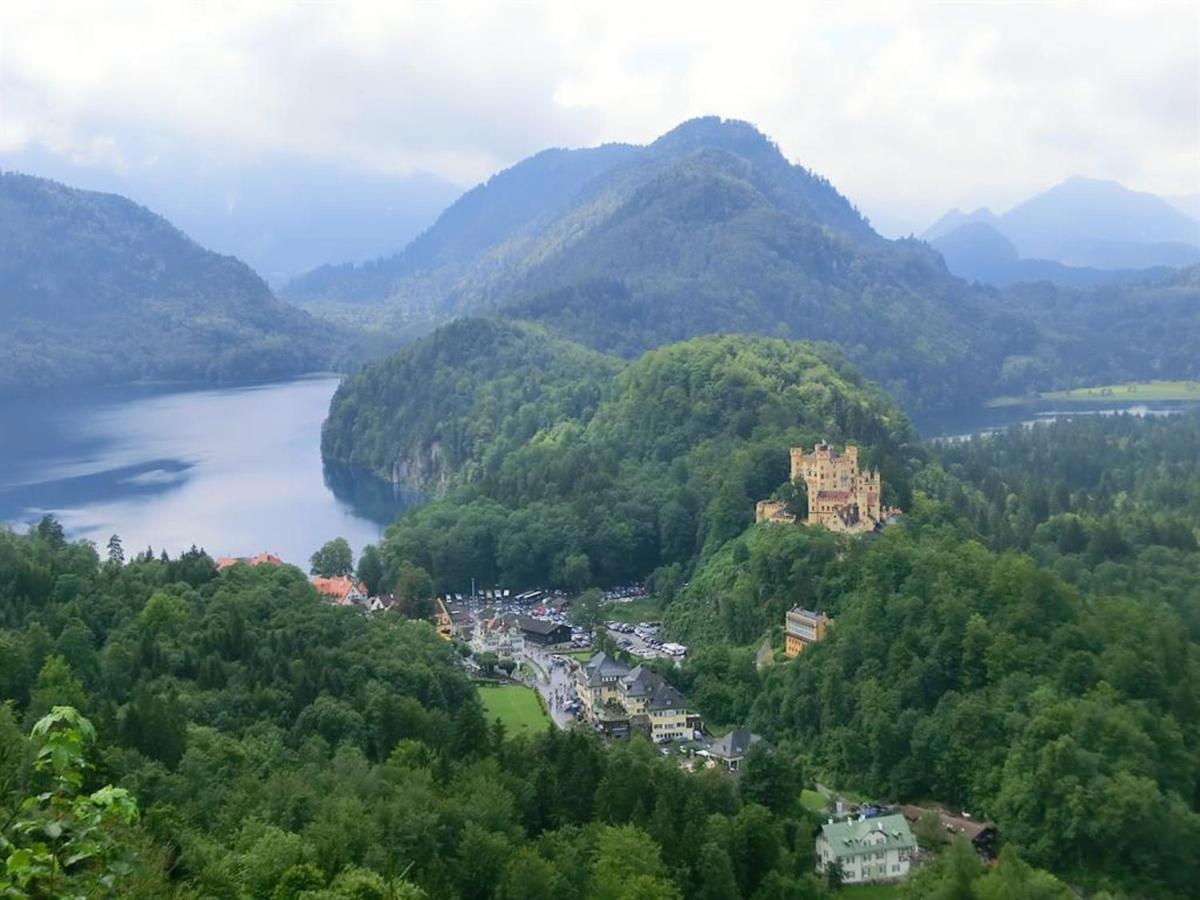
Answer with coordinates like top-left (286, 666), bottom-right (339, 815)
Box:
top-left (2, 0), bottom-right (1197, 236)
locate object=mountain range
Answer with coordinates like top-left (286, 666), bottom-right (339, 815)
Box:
top-left (286, 117), bottom-right (1199, 421)
top-left (285, 117), bottom-right (1019, 416)
top-left (925, 177), bottom-right (1200, 285)
top-left (0, 171), bottom-right (349, 394)
top-left (4, 117), bottom-right (1198, 418)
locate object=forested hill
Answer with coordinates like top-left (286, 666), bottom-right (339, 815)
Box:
top-left (321, 318), bottom-right (622, 489)
top-left (0, 172), bottom-right (345, 393)
top-left (662, 412), bottom-right (1200, 895)
top-left (328, 324), bottom-right (917, 591)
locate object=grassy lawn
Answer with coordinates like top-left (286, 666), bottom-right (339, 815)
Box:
top-left (603, 597), bottom-right (663, 624)
top-left (838, 884), bottom-right (902, 899)
top-left (801, 789), bottom-right (828, 813)
top-left (478, 685), bottom-right (551, 734)
top-left (1039, 381), bottom-right (1200, 402)
top-left (988, 380), bottom-right (1200, 408)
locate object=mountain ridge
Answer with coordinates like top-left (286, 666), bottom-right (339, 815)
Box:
top-left (925, 176), bottom-right (1200, 279)
top-left (0, 170), bottom-right (349, 393)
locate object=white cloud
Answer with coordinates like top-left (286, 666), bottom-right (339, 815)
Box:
top-left (2, 0), bottom-right (1196, 234)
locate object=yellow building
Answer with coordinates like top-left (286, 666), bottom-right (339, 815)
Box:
top-left (785, 606), bottom-right (830, 657)
top-left (754, 500), bottom-right (796, 524)
top-left (756, 443), bottom-right (898, 533)
top-left (792, 443), bottom-right (886, 533)
top-left (575, 653), bottom-right (693, 742)
top-left (434, 597), bottom-right (452, 640)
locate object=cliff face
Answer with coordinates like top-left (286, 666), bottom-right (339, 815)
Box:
top-left (388, 441), bottom-right (450, 492)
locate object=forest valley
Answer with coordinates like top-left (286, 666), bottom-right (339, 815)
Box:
top-left (1, 406), bottom-right (1197, 898)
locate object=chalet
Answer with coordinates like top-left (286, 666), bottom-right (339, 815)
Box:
top-left (816, 814), bottom-right (916, 884)
top-left (902, 805), bottom-right (997, 860)
top-left (311, 576), bottom-right (369, 607)
top-left (516, 616), bottom-right (572, 646)
top-left (706, 729), bottom-right (764, 772)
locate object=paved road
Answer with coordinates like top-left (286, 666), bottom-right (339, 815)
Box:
top-left (522, 644), bottom-right (578, 729)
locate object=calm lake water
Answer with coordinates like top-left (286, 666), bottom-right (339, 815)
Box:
top-left (922, 400), bottom-right (1199, 442)
top-left (0, 375), bottom-right (416, 565)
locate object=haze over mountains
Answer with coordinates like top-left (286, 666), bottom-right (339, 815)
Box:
top-left (0, 171), bottom-right (346, 393)
top-left (0, 145), bottom-right (461, 285)
top-left (925, 176), bottom-right (1200, 285)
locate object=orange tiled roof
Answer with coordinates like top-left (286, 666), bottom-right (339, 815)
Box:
top-left (311, 576), bottom-right (367, 604)
top-left (216, 552), bottom-right (285, 571)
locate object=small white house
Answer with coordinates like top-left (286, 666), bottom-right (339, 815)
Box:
top-left (816, 814), bottom-right (916, 884)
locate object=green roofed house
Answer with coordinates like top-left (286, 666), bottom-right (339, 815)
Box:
top-left (816, 814), bottom-right (916, 885)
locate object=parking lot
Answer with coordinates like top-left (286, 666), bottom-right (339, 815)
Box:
top-left (603, 621), bottom-right (686, 661)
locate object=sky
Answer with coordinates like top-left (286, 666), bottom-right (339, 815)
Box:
top-left (2, 0), bottom-right (1197, 239)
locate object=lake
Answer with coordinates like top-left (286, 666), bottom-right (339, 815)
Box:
top-left (0, 375), bottom-right (417, 565)
top-left (921, 400), bottom-right (1200, 442)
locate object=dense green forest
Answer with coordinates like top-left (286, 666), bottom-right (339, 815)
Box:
top-left (0, 172), bottom-right (362, 394)
top-left (660, 413), bottom-right (1200, 896)
top-left (322, 319), bottom-right (621, 490)
top-left (994, 265), bottom-right (1200, 396)
top-left (0, 523), bottom-right (864, 899)
top-left (328, 326), bottom-right (916, 593)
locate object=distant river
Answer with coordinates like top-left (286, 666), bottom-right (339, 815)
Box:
top-left (0, 375), bottom-right (418, 565)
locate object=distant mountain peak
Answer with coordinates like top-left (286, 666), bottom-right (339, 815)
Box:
top-left (922, 206), bottom-right (999, 241)
top-left (650, 116), bottom-right (778, 157)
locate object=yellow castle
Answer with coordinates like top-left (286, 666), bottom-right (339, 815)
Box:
top-left (755, 442), bottom-right (897, 534)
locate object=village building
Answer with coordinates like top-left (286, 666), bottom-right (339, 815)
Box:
top-left (816, 814), bottom-right (916, 885)
top-left (902, 805), bottom-right (998, 860)
top-left (434, 597), bottom-right (453, 638)
top-left (575, 652), bottom-right (694, 742)
top-left (215, 551), bottom-right (285, 571)
top-left (755, 443), bottom-right (900, 534)
top-left (785, 606), bottom-right (831, 657)
top-left (470, 614), bottom-right (525, 659)
top-left (311, 576), bottom-right (369, 607)
top-left (705, 729), bottom-right (764, 771)
top-left (753, 500), bottom-right (795, 524)
top-left (515, 616), bottom-right (572, 646)
top-left (369, 594), bottom-right (397, 613)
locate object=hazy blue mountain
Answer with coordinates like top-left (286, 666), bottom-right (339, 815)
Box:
top-left (282, 142), bottom-right (642, 306)
top-left (932, 220), bottom-right (1174, 287)
top-left (1002, 177), bottom-right (1198, 262)
top-left (0, 144), bottom-right (461, 285)
top-left (926, 177), bottom-right (1200, 275)
top-left (1167, 193), bottom-right (1200, 221)
top-left (281, 117), bottom-right (881, 314)
top-left (0, 171), bottom-right (347, 394)
top-left (922, 206), bottom-right (1001, 242)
